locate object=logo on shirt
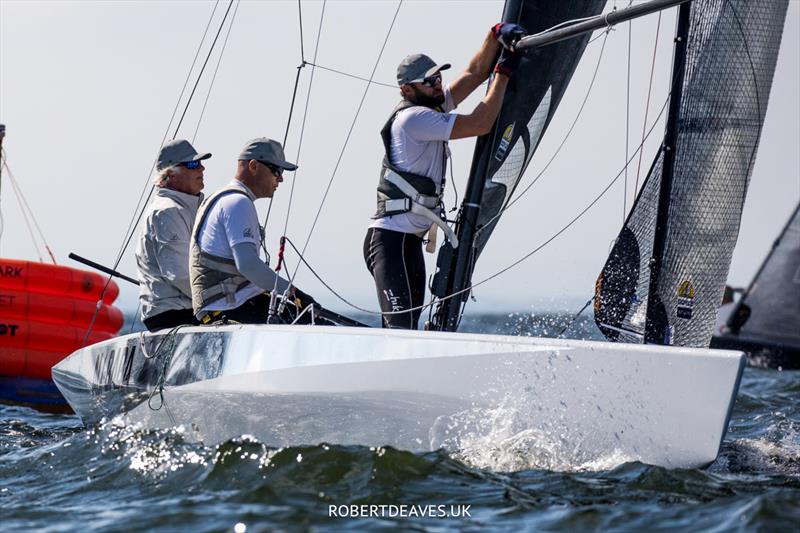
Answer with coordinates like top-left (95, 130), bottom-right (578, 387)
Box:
top-left (243, 227), bottom-right (254, 239)
top-left (494, 123), bottom-right (515, 161)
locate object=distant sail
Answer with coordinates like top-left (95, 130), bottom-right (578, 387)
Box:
top-left (712, 203), bottom-right (800, 367)
top-left (595, 0), bottom-right (789, 347)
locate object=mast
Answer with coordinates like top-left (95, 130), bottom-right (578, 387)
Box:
top-left (429, 0), bottom-right (526, 332)
top-left (643, 2), bottom-right (691, 344)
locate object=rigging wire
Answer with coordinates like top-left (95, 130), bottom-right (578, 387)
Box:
top-left (116, 0), bottom-right (222, 271)
top-left (279, 0), bottom-right (327, 237)
top-left (624, 16), bottom-right (631, 222)
top-left (262, 0), bottom-right (324, 235)
top-left (291, 0), bottom-right (404, 281)
top-left (84, 1), bottom-right (235, 345)
top-left (303, 62), bottom-right (397, 88)
top-left (2, 158), bottom-right (57, 264)
top-left (633, 10), bottom-right (662, 193)
top-left (3, 161), bottom-right (42, 262)
top-left (192, 0), bottom-right (241, 143)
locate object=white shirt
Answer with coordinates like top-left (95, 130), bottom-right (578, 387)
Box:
top-left (197, 181), bottom-right (264, 310)
top-left (370, 85), bottom-right (457, 234)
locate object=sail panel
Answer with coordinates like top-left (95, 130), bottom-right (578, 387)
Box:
top-left (596, 0), bottom-right (789, 347)
top-left (470, 0), bottom-right (607, 254)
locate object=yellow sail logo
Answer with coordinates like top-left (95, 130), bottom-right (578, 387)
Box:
top-left (677, 280), bottom-right (694, 298)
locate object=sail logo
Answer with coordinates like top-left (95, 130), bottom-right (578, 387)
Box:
top-left (494, 124), bottom-right (515, 161)
top-left (676, 280), bottom-right (694, 319)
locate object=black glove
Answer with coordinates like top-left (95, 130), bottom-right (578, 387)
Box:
top-left (494, 49), bottom-right (522, 77)
top-left (491, 22), bottom-right (526, 50)
top-left (292, 287), bottom-right (318, 310)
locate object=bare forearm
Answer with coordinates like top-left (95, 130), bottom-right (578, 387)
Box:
top-left (450, 30), bottom-right (502, 105)
top-left (466, 31), bottom-right (501, 80)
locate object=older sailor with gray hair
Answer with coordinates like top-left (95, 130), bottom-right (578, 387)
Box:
top-left (190, 137), bottom-right (317, 324)
top-left (135, 138), bottom-right (210, 331)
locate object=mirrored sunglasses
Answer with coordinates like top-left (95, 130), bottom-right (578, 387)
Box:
top-left (421, 74), bottom-right (442, 88)
top-left (179, 160), bottom-right (202, 170)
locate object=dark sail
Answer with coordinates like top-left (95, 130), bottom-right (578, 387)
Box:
top-left (711, 203), bottom-right (800, 368)
top-left (431, 0), bottom-right (606, 330)
top-left (595, 0), bottom-right (789, 347)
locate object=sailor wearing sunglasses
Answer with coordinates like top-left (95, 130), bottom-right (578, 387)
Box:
top-left (136, 138), bottom-right (211, 331)
top-left (364, 22), bottom-right (526, 329)
top-left (189, 138), bottom-right (318, 325)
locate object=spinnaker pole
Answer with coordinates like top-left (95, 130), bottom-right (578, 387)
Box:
top-left (514, 0), bottom-right (690, 51)
top-left (644, 1), bottom-right (691, 344)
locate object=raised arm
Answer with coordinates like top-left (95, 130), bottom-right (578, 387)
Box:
top-left (448, 29), bottom-right (501, 106)
top-left (449, 22), bottom-right (526, 106)
top-left (449, 71), bottom-right (510, 139)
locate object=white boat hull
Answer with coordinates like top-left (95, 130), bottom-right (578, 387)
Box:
top-left (52, 325), bottom-right (745, 469)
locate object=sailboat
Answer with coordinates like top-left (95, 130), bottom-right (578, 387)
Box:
top-left (711, 202), bottom-right (800, 369)
top-left (52, 0), bottom-right (788, 469)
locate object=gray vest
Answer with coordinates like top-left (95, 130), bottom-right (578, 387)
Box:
top-left (190, 184), bottom-right (257, 315)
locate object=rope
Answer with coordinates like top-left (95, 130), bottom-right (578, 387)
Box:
top-left (4, 161), bottom-right (42, 262)
top-left (292, 0), bottom-right (404, 280)
top-left (556, 296), bottom-right (594, 338)
top-left (2, 158), bottom-right (56, 263)
top-left (192, 0), bottom-right (241, 143)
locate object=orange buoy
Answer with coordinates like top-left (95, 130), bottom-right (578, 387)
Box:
top-left (0, 318), bottom-right (115, 355)
top-left (0, 288), bottom-right (123, 332)
top-left (0, 258), bottom-right (119, 303)
top-left (0, 258), bottom-right (124, 408)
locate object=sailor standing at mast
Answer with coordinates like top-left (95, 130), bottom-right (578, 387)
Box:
top-left (135, 139), bottom-right (210, 331)
top-left (364, 23), bottom-right (525, 329)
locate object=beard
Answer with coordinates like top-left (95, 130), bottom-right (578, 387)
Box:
top-left (408, 86), bottom-right (445, 109)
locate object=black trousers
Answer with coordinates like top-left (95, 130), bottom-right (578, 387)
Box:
top-left (143, 308), bottom-right (199, 332)
top-left (363, 227), bottom-right (425, 329)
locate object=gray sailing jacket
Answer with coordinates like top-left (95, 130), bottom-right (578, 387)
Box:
top-left (135, 187), bottom-right (203, 320)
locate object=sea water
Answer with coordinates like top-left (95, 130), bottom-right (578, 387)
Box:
top-left (1, 313), bottom-right (798, 531)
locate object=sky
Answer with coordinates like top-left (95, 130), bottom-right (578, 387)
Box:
top-left (0, 0), bottom-right (798, 317)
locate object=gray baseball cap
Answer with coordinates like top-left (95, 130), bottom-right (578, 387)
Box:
top-left (397, 54), bottom-right (451, 86)
top-left (238, 137), bottom-right (298, 170)
top-left (157, 139), bottom-right (211, 171)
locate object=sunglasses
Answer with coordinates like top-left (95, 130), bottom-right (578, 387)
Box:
top-left (420, 74), bottom-right (442, 88)
top-left (179, 160), bottom-right (202, 170)
top-left (258, 160), bottom-right (283, 178)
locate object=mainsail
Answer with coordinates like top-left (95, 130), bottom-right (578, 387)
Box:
top-left (595, 0), bottom-right (789, 347)
top-left (711, 202), bottom-right (800, 367)
top-left (431, 0), bottom-right (606, 331)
